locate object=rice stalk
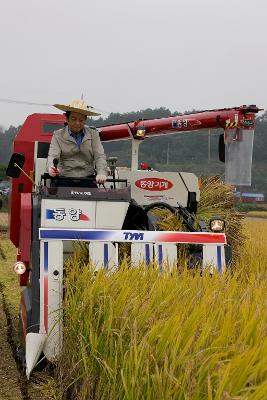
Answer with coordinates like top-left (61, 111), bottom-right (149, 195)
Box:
top-left (57, 220), bottom-right (267, 399)
top-left (197, 176), bottom-right (245, 262)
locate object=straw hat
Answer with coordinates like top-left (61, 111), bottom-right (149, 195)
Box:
top-left (53, 99), bottom-right (101, 116)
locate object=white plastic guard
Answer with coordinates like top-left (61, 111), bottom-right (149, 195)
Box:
top-left (40, 240), bottom-right (63, 361)
top-left (131, 243), bottom-right (177, 270)
top-left (202, 244), bottom-right (226, 273)
top-left (89, 242), bottom-right (118, 271)
top-left (154, 243), bottom-right (178, 271)
top-left (131, 243), bottom-right (153, 266)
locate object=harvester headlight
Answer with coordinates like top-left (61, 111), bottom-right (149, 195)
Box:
top-left (134, 126), bottom-right (146, 139)
top-left (209, 218), bottom-right (225, 232)
top-left (13, 261), bottom-right (26, 275)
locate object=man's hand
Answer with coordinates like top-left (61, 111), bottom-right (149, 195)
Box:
top-left (96, 174), bottom-right (107, 184)
top-left (49, 166), bottom-right (60, 177)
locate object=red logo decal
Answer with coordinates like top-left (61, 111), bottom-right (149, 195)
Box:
top-left (135, 178), bottom-right (173, 191)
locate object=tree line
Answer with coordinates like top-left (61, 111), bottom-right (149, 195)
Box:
top-left (0, 108), bottom-right (266, 194)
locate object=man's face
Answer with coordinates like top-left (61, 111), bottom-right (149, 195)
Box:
top-left (67, 111), bottom-right (87, 133)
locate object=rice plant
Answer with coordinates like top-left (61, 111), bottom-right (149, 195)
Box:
top-left (197, 176), bottom-right (245, 261)
top-left (58, 220), bottom-right (267, 400)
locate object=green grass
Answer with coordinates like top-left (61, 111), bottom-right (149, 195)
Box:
top-left (247, 211), bottom-right (267, 219)
top-left (0, 240), bottom-right (20, 314)
top-left (59, 220), bottom-right (267, 399)
top-left (0, 212), bottom-right (8, 231)
top-left (0, 195), bottom-right (9, 213)
top-left (235, 203), bottom-right (267, 213)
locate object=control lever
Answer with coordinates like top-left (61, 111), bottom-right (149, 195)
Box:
top-left (51, 158), bottom-right (60, 176)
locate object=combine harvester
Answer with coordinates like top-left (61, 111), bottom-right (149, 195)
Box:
top-left (6, 104), bottom-right (260, 377)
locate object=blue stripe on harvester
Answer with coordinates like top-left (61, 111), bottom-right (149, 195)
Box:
top-left (44, 242), bottom-right (48, 273)
top-left (217, 246), bottom-right (222, 273)
top-left (46, 209), bottom-right (55, 219)
top-left (104, 243), bottom-right (108, 269)
top-left (145, 244), bottom-right (150, 267)
top-left (158, 245), bottom-right (163, 271)
top-left (40, 230), bottom-right (113, 241)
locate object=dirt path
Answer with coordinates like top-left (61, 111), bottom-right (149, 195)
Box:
top-left (0, 285), bottom-right (22, 399)
top-left (0, 230), bottom-right (25, 400)
top-left (0, 238), bottom-right (58, 400)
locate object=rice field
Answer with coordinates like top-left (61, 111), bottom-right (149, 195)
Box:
top-left (247, 211), bottom-right (267, 219)
top-left (0, 212), bottom-right (8, 230)
top-left (59, 219), bottom-right (267, 399)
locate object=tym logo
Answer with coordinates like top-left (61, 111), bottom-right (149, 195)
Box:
top-left (123, 232), bottom-right (144, 241)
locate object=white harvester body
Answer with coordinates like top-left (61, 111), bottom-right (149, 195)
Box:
top-left (113, 170), bottom-right (200, 208)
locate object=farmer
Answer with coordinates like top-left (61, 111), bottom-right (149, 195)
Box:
top-left (46, 99), bottom-right (108, 187)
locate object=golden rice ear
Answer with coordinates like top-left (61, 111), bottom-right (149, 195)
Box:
top-left (150, 207), bottom-right (184, 232)
top-left (197, 176), bottom-right (245, 263)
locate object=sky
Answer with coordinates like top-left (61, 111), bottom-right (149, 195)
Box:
top-left (0, 0), bottom-right (267, 128)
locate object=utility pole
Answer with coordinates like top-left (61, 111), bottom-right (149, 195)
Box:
top-left (166, 142), bottom-right (170, 165)
top-left (208, 129), bottom-right (211, 163)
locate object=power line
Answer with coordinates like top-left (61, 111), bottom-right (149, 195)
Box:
top-left (0, 98), bottom-right (52, 107)
top-left (0, 98), bottom-right (109, 115)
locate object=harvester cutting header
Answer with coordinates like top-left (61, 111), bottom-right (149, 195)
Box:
top-left (5, 101), bottom-right (261, 376)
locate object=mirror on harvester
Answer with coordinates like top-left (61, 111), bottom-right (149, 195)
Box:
top-left (218, 134), bottom-right (225, 163)
top-left (6, 153), bottom-right (25, 178)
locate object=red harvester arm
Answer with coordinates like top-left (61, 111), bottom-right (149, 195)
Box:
top-left (99, 105), bottom-right (261, 141)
